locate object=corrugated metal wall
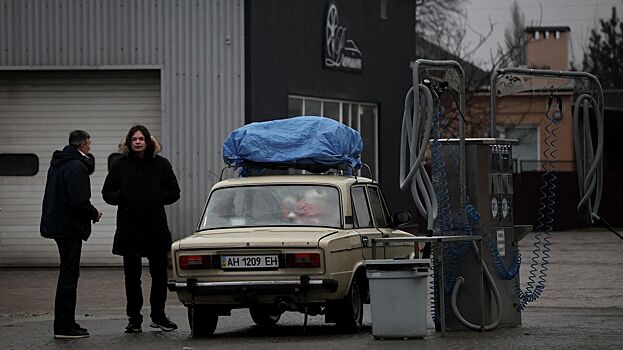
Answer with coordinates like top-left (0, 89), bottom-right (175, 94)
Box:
top-left (0, 0), bottom-right (245, 240)
top-left (0, 70), bottom-right (161, 266)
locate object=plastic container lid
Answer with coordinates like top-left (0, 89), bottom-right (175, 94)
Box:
top-left (365, 258), bottom-right (430, 270)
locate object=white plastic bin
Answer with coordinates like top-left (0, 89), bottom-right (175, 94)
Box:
top-left (366, 259), bottom-right (430, 339)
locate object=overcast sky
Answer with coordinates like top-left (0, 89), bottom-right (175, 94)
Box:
top-left (463, 0), bottom-right (623, 68)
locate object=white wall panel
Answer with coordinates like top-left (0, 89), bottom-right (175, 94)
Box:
top-left (0, 70), bottom-right (161, 266)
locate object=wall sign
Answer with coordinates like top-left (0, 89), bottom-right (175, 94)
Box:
top-left (324, 2), bottom-right (363, 72)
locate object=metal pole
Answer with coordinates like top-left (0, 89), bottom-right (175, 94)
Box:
top-left (479, 237), bottom-right (485, 334)
top-left (371, 239), bottom-right (376, 260)
top-left (438, 239), bottom-right (446, 338)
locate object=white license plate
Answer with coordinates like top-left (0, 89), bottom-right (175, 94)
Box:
top-left (220, 255), bottom-right (279, 269)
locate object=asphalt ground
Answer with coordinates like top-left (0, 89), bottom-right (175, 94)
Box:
top-left (1, 230), bottom-right (622, 349)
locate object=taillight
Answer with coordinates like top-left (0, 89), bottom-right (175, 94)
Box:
top-left (179, 255), bottom-right (212, 270)
top-left (285, 253), bottom-right (321, 268)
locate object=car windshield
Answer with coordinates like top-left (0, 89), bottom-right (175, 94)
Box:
top-left (199, 185), bottom-right (341, 229)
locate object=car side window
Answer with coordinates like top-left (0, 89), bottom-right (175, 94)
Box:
top-left (351, 186), bottom-right (373, 228)
top-left (368, 186), bottom-right (391, 228)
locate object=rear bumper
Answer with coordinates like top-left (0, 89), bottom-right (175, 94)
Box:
top-left (167, 278), bottom-right (339, 294)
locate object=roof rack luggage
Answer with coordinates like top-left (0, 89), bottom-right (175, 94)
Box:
top-left (223, 116), bottom-right (363, 176)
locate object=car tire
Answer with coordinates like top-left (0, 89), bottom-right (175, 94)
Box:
top-left (335, 278), bottom-right (364, 332)
top-left (187, 305), bottom-right (218, 337)
top-left (249, 305), bottom-right (282, 327)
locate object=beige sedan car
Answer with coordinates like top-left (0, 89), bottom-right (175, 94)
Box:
top-left (168, 174), bottom-right (414, 336)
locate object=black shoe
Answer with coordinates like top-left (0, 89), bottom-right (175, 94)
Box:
top-left (73, 323), bottom-right (88, 333)
top-left (125, 321), bottom-right (142, 333)
top-left (54, 327), bottom-right (89, 339)
top-left (150, 317), bottom-right (178, 331)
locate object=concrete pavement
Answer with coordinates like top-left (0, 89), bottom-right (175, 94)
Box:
top-left (1, 230), bottom-right (622, 349)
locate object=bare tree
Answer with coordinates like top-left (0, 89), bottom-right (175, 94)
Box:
top-left (501, 1), bottom-right (526, 67)
top-left (413, 1), bottom-right (534, 139)
top-left (416, 0), bottom-right (494, 61)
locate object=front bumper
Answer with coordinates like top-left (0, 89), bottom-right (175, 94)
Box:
top-left (167, 278), bottom-right (339, 294)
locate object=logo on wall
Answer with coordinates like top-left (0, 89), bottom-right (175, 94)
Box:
top-left (324, 2), bottom-right (363, 72)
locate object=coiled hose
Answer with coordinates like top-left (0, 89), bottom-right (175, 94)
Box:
top-left (439, 150), bottom-right (473, 290)
top-left (422, 89), bottom-right (503, 330)
top-left (430, 133), bottom-right (502, 330)
top-left (399, 85), bottom-right (437, 230)
top-left (515, 95), bottom-right (559, 310)
top-left (429, 101), bottom-right (474, 325)
top-left (573, 90), bottom-right (622, 240)
top-left (470, 206), bottom-right (522, 280)
top-left (448, 203), bottom-right (503, 331)
top-left (572, 93), bottom-right (604, 224)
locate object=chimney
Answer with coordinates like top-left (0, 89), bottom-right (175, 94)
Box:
top-left (524, 26), bottom-right (571, 70)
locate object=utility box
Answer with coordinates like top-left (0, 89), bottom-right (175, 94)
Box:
top-left (438, 138), bottom-right (528, 330)
top-left (366, 259), bottom-right (430, 339)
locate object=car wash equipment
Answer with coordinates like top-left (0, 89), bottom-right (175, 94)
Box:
top-left (490, 67), bottom-right (616, 311)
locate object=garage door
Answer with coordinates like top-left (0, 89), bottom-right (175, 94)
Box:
top-left (0, 70), bottom-right (161, 266)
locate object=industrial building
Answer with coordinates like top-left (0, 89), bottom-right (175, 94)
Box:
top-left (0, 0), bottom-right (416, 265)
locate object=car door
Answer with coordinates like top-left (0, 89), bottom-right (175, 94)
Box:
top-left (351, 185), bottom-right (384, 259)
top-left (367, 185), bottom-right (414, 259)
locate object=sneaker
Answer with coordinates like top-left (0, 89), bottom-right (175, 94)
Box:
top-left (73, 323), bottom-right (88, 333)
top-left (54, 327), bottom-right (89, 339)
top-left (125, 321), bottom-right (142, 333)
top-left (150, 317), bottom-right (178, 332)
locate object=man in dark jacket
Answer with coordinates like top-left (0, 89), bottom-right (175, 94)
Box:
top-left (40, 130), bottom-right (102, 339)
top-left (102, 124), bottom-right (180, 333)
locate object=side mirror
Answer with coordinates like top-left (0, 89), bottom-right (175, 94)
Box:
top-left (392, 211), bottom-right (411, 228)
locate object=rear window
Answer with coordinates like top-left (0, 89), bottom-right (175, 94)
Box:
top-left (199, 185), bottom-right (341, 229)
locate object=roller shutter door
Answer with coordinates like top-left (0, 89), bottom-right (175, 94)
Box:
top-left (0, 70), bottom-right (161, 266)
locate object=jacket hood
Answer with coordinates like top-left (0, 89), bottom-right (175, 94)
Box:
top-left (119, 136), bottom-right (161, 158)
top-left (51, 145), bottom-right (95, 174)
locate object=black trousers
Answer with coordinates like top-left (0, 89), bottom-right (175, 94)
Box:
top-left (122, 253), bottom-right (169, 323)
top-left (54, 237), bottom-right (83, 330)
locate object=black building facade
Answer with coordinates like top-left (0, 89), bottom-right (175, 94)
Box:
top-left (245, 0), bottom-right (417, 221)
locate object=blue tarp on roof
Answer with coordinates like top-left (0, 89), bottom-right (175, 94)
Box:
top-left (223, 116), bottom-right (363, 175)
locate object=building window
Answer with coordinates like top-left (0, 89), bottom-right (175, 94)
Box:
top-left (288, 95), bottom-right (378, 178)
top-left (0, 153), bottom-right (39, 176)
top-left (288, 98), bottom-right (302, 117)
top-left (500, 126), bottom-right (539, 172)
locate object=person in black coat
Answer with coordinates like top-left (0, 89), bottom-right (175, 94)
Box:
top-left (102, 124), bottom-right (181, 333)
top-left (41, 130), bottom-right (102, 339)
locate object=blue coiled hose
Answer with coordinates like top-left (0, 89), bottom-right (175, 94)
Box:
top-left (515, 95), bottom-right (558, 310)
top-left (466, 205), bottom-right (521, 280)
top-left (429, 101), bottom-right (473, 325)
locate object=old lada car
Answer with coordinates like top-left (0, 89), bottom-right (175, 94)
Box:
top-left (168, 173), bottom-right (414, 336)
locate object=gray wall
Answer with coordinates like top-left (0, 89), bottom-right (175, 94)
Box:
top-left (0, 0), bottom-right (245, 239)
top-left (246, 0), bottom-right (417, 217)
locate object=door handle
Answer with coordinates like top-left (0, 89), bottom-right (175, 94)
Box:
top-left (361, 236), bottom-right (369, 247)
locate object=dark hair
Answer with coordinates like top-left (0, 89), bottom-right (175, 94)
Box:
top-left (68, 130), bottom-right (90, 148)
top-left (125, 124), bottom-right (155, 156)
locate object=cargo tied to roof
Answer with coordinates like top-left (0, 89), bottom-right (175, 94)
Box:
top-left (223, 116), bottom-right (363, 175)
